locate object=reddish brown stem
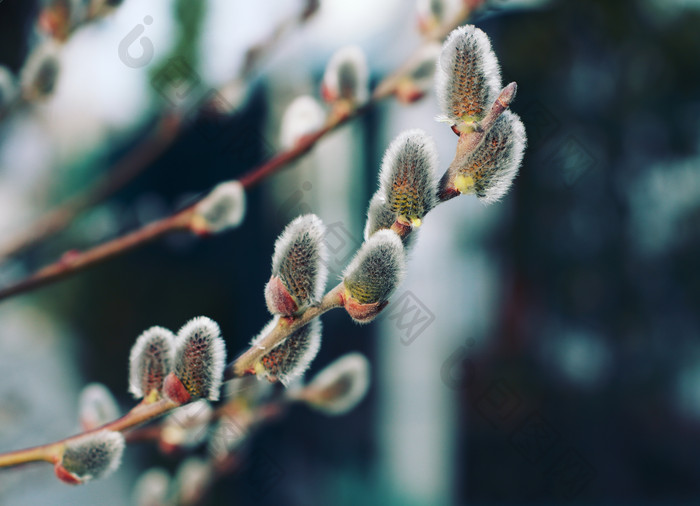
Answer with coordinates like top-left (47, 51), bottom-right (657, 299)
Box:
top-left (0, 114), bottom-right (181, 260)
top-left (0, 207), bottom-right (194, 302)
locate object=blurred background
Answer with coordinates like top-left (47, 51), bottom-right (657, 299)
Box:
top-left (1, 0), bottom-right (699, 504)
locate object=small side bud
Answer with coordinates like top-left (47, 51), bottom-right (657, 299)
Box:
top-left (452, 110), bottom-right (526, 203)
top-left (280, 95), bottom-right (327, 149)
top-left (363, 192), bottom-right (396, 240)
top-left (265, 214), bottom-right (328, 316)
top-left (378, 129), bottom-right (438, 228)
top-left (174, 457), bottom-right (213, 505)
top-left (55, 430), bottom-right (125, 484)
top-left (78, 383), bottom-right (120, 431)
top-left (191, 181), bottom-right (246, 235)
top-left (342, 230), bottom-right (406, 323)
top-left (298, 352), bottom-right (370, 415)
top-left (20, 40), bottom-right (61, 101)
top-left (417, 0), bottom-right (463, 36)
top-left (435, 25), bottom-right (502, 129)
top-left (132, 468), bottom-right (171, 506)
top-left (129, 326), bottom-right (175, 401)
top-left (89, 0), bottom-right (125, 19)
top-left (395, 42), bottom-right (441, 104)
top-left (170, 317), bottom-right (227, 402)
top-left (322, 45), bottom-right (369, 108)
top-left (364, 192), bottom-right (416, 248)
top-left (160, 400), bottom-right (213, 452)
top-left (39, 0), bottom-right (84, 41)
top-left (250, 318), bottom-right (322, 386)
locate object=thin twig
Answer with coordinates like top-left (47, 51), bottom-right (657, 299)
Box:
top-left (0, 114), bottom-right (180, 259)
top-left (0, 208), bottom-right (194, 301)
top-left (0, 398), bottom-right (179, 469)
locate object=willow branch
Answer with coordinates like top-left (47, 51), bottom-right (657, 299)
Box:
top-left (0, 208), bottom-right (194, 302)
top-left (228, 283), bottom-right (345, 378)
top-left (0, 114), bottom-right (180, 259)
top-left (0, 397), bottom-right (179, 470)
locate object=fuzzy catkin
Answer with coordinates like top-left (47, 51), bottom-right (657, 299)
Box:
top-left (323, 45), bottom-right (369, 104)
top-left (129, 326), bottom-right (175, 399)
top-left (379, 129), bottom-right (438, 225)
top-left (418, 0), bottom-right (463, 29)
top-left (407, 42), bottom-right (442, 90)
top-left (364, 191), bottom-right (396, 240)
top-left (303, 352), bottom-right (370, 415)
top-left (269, 214), bottom-right (328, 311)
top-left (253, 319), bottom-right (322, 386)
top-left (436, 25), bottom-right (502, 125)
top-left (20, 40), bottom-right (61, 99)
top-left (280, 95), bottom-right (326, 149)
top-left (172, 317), bottom-right (226, 401)
top-left (343, 230), bottom-right (405, 305)
top-left (61, 431), bottom-right (125, 482)
top-left (193, 181), bottom-right (246, 233)
top-left (79, 383), bottom-right (120, 430)
top-left (457, 110), bottom-right (526, 203)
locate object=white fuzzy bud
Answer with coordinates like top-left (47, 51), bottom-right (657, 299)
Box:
top-left (20, 40), bottom-right (61, 100)
top-left (322, 45), bottom-right (369, 105)
top-left (170, 317), bottom-right (226, 402)
top-left (280, 95), bottom-right (326, 150)
top-left (407, 42), bottom-right (442, 90)
top-left (192, 181), bottom-right (246, 234)
top-left (454, 110), bottom-right (526, 203)
top-left (343, 230), bottom-right (405, 308)
top-left (250, 317), bottom-right (322, 386)
top-left (56, 430), bottom-right (125, 484)
top-left (265, 214), bottom-right (328, 316)
top-left (38, 0), bottom-right (86, 40)
top-left (132, 468), bottom-right (171, 506)
top-left (129, 326), bottom-right (175, 400)
top-left (161, 400), bottom-right (213, 449)
top-left (89, 0), bottom-right (124, 19)
top-left (174, 457), bottom-right (212, 505)
top-left (417, 0), bottom-right (463, 34)
top-left (78, 383), bottom-right (120, 430)
top-left (300, 352), bottom-right (370, 415)
top-left (378, 129), bottom-right (438, 228)
top-left (436, 25), bottom-right (502, 127)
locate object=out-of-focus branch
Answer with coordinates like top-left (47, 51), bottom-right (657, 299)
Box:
top-left (0, 9), bottom-right (473, 304)
top-left (0, 113), bottom-right (180, 259)
top-left (0, 1), bottom-right (322, 259)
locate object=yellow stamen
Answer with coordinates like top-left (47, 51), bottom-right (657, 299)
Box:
top-left (454, 174), bottom-right (476, 195)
